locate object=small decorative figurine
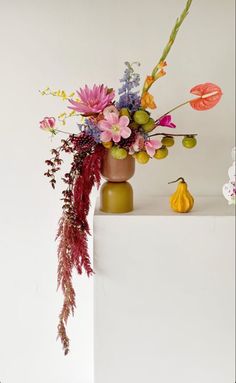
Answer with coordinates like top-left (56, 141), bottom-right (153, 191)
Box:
top-left (169, 177), bottom-right (194, 213)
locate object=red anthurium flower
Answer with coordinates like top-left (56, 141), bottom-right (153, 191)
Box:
top-left (190, 83), bottom-right (222, 111)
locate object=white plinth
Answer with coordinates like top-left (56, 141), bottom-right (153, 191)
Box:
top-left (94, 197), bottom-right (235, 383)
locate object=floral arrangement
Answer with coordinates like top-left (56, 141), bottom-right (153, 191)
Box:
top-left (40, 0), bottom-right (222, 354)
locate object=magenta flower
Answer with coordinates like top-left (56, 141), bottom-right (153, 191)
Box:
top-left (68, 84), bottom-right (115, 115)
top-left (40, 117), bottom-right (56, 133)
top-left (145, 139), bottom-right (162, 157)
top-left (98, 114), bottom-right (131, 143)
top-left (157, 115), bottom-right (176, 128)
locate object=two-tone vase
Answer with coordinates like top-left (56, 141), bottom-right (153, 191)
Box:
top-left (100, 149), bottom-right (135, 213)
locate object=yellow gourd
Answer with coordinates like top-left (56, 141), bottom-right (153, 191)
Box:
top-left (169, 177), bottom-right (194, 213)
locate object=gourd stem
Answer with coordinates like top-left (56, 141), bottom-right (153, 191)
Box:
top-left (168, 177), bottom-right (185, 184)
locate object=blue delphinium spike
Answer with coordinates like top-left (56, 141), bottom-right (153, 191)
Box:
top-left (116, 62), bottom-right (141, 112)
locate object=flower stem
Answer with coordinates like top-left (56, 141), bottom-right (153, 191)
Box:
top-left (155, 90), bottom-right (219, 124)
top-left (149, 132), bottom-right (197, 138)
top-left (155, 99), bottom-right (193, 124)
top-left (55, 129), bottom-right (74, 135)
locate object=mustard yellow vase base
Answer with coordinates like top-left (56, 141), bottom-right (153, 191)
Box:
top-left (100, 181), bottom-right (133, 213)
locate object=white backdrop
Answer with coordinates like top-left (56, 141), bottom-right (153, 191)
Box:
top-left (0, 0), bottom-right (234, 382)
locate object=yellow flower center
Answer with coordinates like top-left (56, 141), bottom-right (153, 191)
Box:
top-left (112, 125), bottom-right (120, 133)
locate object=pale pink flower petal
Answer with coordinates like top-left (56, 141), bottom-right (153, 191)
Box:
top-left (107, 113), bottom-right (119, 125)
top-left (145, 139), bottom-right (162, 157)
top-left (112, 133), bottom-right (121, 143)
top-left (98, 120), bottom-right (111, 131)
top-left (145, 144), bottom-right (156, 157)
top-left (150, 139), bottom-right (162, 149)
top-left (103, 105), bottom-right (119, 120)
top-left (121, 126), bottom-right (131, 139)
top-left (119, 115), bottom-right (130, 128)
top-left (101, 130), bottom-right (112, 142)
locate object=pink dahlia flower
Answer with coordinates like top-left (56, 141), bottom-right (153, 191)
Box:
top-left (98, 114), bottom-right (131, 143)
top-left (68, 84), bottom-right (115, 115)
top-left (145, 139), bottom-right (162, 157)
top-left (40, 117), bottom-right (56, 133)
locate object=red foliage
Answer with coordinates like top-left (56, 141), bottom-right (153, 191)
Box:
top-left (56, 143), bottom-right (104, 355)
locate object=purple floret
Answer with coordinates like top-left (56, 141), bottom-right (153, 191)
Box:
top-left (117, 62), bottom-right (141, 112)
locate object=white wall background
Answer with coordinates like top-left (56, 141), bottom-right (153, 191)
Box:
top-left (0, 0), bottom-right (234, 382)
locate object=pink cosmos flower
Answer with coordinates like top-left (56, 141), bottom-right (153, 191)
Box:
top-left (157, 115), bottom-right (176, 128)
top-left (129, 134), bottom-right (145, 154)
top-left (68, 84), bottom-right (115, 115)
top-left (40, 117), bottom-right (56, 133)
top-left (98, 114), bottom-right (131, 143)
top-left (145, 139), bottom-right (162, 157)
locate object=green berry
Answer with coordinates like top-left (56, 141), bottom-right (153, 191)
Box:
top-left (161, 136), bottom-right (175, 147)
top-left (182, 136), bottom-right (197, 149)
top-left (136, 151), bottom-right (150, 164)
top-left (154, 146), bottom-right (169, 159)
top-left (142, 118), bottom-right (155, 133)
top-left (120, 108), bottom-right (131, 118)
top-left (133, 110), bottom-right (150, 125)
top-left (111, 146), bottom-right (128, 160)
top-left (129, 122), bottom-right (139, 130)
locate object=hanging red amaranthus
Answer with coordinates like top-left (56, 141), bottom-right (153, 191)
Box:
top-left (45, 133), bottom-right (104, 354)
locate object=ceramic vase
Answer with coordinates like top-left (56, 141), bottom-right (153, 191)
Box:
top-left (100, 149), bottom-right (135, 213)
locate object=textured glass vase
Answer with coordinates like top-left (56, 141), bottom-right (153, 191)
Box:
top-left (100, 149), bottom-right (135, 213)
